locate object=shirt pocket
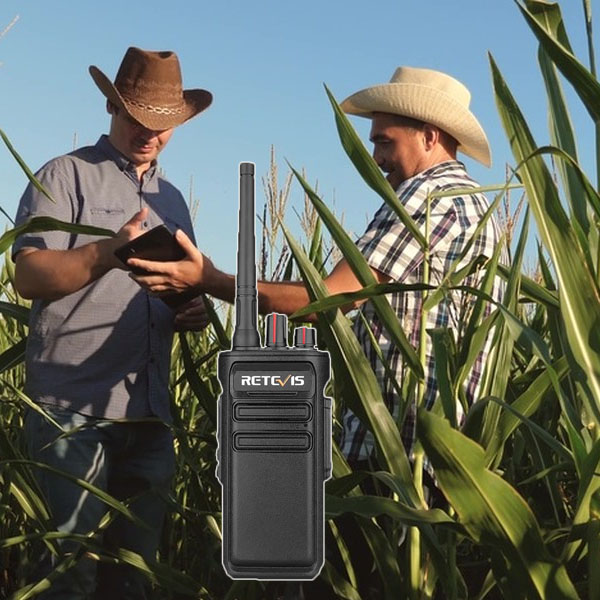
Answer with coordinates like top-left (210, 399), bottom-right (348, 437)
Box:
top-left (88, 207), bottom-right (126, 231)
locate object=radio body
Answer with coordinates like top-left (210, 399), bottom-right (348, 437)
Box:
top-left (215, 163), bottom-right (332, 580)
top-left (217, 339), bottom-right (331, 579)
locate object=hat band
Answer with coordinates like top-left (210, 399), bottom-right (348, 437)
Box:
top-left (123, 96), bottom-right (186, 116)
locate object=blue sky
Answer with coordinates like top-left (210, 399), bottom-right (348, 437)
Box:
top-left (0, 0), bottom-right (595, 273)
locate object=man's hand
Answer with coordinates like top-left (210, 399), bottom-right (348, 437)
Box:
top-left (128, 229), bottom-right (213, 293)
top-left (173, 296), bottom-right (210, 332)
top-left (104, 207), bottom-right (149, 270)
top-left (14, 207), bottom-right (150, 300)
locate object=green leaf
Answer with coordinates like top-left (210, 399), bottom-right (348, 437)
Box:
top-left (524, 0), bottom-right (574, 52)
top-left (1, 459), bottom-right (147, 529)
top-left (110, 546), bottom-right (206, 596)
top-left (326, 494), bottom-right (462, 531)
top-left (324, 84), bottom-right (426, 248)
top-left (326, 471), bottom-right (373, 496)
top-left (485, 356), bottom-right (570, 463)
top-left (519, 0), bottom-right (600, 122)
top-left (178, 332), bottom-right (217, 425)
top-left (3, 533), bottom-right (206, 598)
top-left (355, 517), bottom-right (403, 600)
top-left (417, 410), bottom-right (579, 599)
top-left (308, 216), bottom-right (325, 274)
top-left (497, 264), bottom-right (558, 308)
top-left (291, 282), bottom-right (434, 318)
top-left (328, 520), bottom-right (358, 591)
top-left (4, 471), bottom-right (50, 524)
top-left (491, 53), bottom-right (600, 429)
top-left (490, 300), bottom-right (583, 472)
top-left (2, 380), bottom-right (66, 432)
top-left (0, 129), bottom-right (55, 204)
top-left (1, 216), bottom-right (115, 255)
top-left (567, 436), bottom-right (600, 562)
top-left (428, 328), bottom-right (457, 425)
top-left (319, 560), bottom-right (362, 600)
top-left (356, 311), bottom-right (408, 427)
top-left (281, 222), bottom-right (416, 490)
top-left (201, 293), bottom-right (230, 350)
top-left (538, 46), bottom-right (587, 235)
top-left (289, 165), bottom-right (424, 379)
top-left (0, 301), bottom-right (30, 324)
top-left (533, 144), bottom-right (600, 223)
top-left (475, 217), bottom-right (522, 450)
top-left (9, 547), bottom-right (89, 599)
top-left (454, 233), bottom-right (505, 403)
top-left (455, 311), bottom-right (500, 416)
top-left (0, 338), bottom-right (26, 373)
top-left (485, 396), bottom-right (572, 463)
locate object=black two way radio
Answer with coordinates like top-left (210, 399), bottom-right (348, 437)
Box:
top-left (216, 162), bottom-right (332, 580)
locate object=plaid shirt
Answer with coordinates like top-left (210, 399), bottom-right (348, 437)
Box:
top-left (339, 160), bottom-right (506, 464)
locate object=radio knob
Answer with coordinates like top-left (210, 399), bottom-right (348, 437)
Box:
top-left (294, 326), bottom-right (316, 348)
top-left (266, 313), bottom-right (288, 348)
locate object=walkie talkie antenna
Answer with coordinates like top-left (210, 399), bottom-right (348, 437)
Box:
top-left (232, 162), bottom-right (261, 350)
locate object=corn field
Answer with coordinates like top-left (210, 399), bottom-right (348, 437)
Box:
top-left (2, 1), bottom-right (600, 598)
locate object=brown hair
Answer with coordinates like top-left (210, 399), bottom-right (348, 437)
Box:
top-left (391, 114), bottom-right (458, 155)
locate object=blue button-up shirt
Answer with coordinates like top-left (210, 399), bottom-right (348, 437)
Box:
top-left (13, 135), bottom-right (196, 422)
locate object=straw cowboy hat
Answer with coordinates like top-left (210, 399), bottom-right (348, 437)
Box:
top-left (341, 66), bottom-right (491, 167)
top-left (89, 47), bottom-right (212, 130)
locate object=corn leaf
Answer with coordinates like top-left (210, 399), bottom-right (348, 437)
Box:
top-left (282, 222), bottom-right (415, 489)
top-left (418, 410), bottom-right (578, 599)
top-left (491, 53), bottom-right (600, 429)
top-left (1, 459), bottom-right (146, 528)
top-left (0, 129), bottom-right (55, 205)
top-left (0, 338), bottom-right (26, 373)
top-left (326, 494), bottom-right (462, 531)
top-left (497, 264), bottom-right (558, 308)
top-left (538, 47), bottom-right (587, 234)
top-left (324, 84), bottom-right (426, 248)
top-left (320, 561), bottom-right (362, 600)
top-left (289, 165), bottom-right (424, 378)
top-left (485, 356), bottom-right (570, 463)
top-left (519, 0), bottom-right (600, 122)
top-left (178, 332), bottom-right (217, 425)
top-left (0, 216), bottom-right (115, 255)
top-left (201, 293), bottom-right (230, 350)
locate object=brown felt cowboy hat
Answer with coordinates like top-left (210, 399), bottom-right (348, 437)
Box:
top-left (89, 47), bottom-right (212, 130)
top-left (341, 66), bottom-right (491, 167)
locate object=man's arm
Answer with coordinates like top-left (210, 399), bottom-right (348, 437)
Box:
top-left (128, 229), bottom-right (390, 320)
top-left (15, 208), bottom-right (148, 300)
top-left (257, 259), bottom-right (390, 316)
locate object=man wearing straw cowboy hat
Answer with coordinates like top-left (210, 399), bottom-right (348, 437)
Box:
top-left (127, 65), bottom-right (504, 475)
top-left (335, 66), bottom-right (506, 471)
top-left (13, 47), bottom-right (211, 598)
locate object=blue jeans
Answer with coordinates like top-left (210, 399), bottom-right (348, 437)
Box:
top-left (24, 405), bottom-right (176, 600)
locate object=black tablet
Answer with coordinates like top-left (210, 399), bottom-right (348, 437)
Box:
top-left (114, 224), bottom-right (197, 309)
top-left (114, 224), bottom-right (185, 273)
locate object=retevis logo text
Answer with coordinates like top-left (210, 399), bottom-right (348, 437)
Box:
top-left (241, 374), bottom-right (305, 387)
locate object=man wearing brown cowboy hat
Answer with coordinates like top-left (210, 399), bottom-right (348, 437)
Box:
top-left (12, 47), bottom-right (212, 598)
top-left (128, 64), bottom-right (505, 466)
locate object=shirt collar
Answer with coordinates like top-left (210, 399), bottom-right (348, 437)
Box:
top-left (395, 160), bottom-right (466, 193)
top-left (95, 135), bottom-right (158, 181)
